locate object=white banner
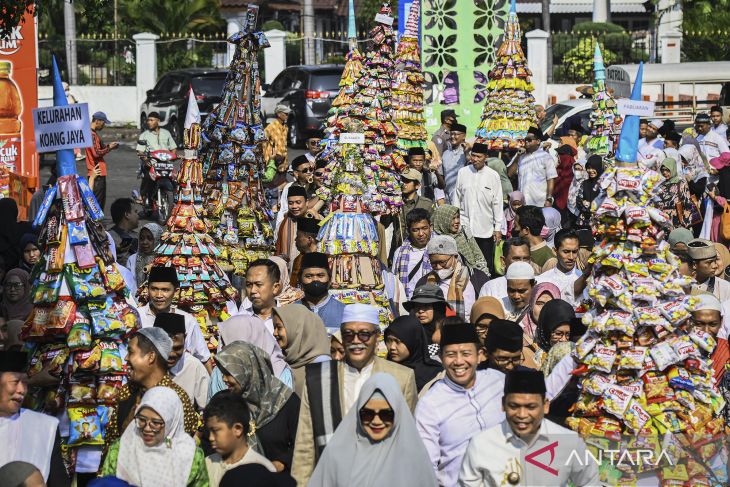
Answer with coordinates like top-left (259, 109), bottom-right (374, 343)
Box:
top-left (617, 99), bottom-right (655, 117)
top-left (340, 132), bottom-right (365, 144)
top-left (33, 103), bottom-right (92, 153)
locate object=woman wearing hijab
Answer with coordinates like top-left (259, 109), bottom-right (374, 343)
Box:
top-left (271, 304), bottom-right (331, 395)
top-left (567, 162), bottom-right (587, 220)
top-left (215, 341), bottom-right (300, 473)
top-left (270, 256), bottom-right (304, 306)
top-left (128, 222), bottom-right (164, 288)
top-left (656, 157), bottom-right (699, 228)
top-left (210, 315), bottom-right (293, 398)
top-left (432, 205), bottom-right (488, 273)
top-left (501, 191), bottom-right (524, 238)
top-left (100, 387), bottom-right (208, 486)
top-left (519, 282), bottom-right (561, 368)
top-left (308, 373), bottom-right (437, 487)
top-left (330, 330), bottom-right (345, 361)
top-left (18, 233), bottom-right (41, 273)
top-left (715, 243), bottom-right (730, 279)
top-left (542, 207), bottom-right (562, 249)
top-left (1, 269), bottom-right (33, 322)
top-left (384, 316), bottom-right (443, 391)
top-left (576, 155), bottom-right (604, 228)
top-left (486, 156), bottom-right (513, 202)
top-left (534, 299), bottom-right (578, 368)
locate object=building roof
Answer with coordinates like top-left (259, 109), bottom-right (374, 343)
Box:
top-left (517, 0), bottom-right (648, 14)
top-left (221, 0), bottom-right (339, 10)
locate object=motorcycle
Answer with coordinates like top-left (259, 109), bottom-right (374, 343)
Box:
top-left (137, 139), bottom-right (177, 223)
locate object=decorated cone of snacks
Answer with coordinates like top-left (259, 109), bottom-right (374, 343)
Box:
top-left (474, 0), bottom-right (536, 150)
top-left (136, 89), bottom-right (238, 352)
top-left (567, 64), bottom-right (727, 485)
top-left (586, 44), bottom-right (623, 156)
top-left (25, 57), bottom-right (140, 474)
top-left (200, 5), bottom-right (274, 277)
top-left (315, 3), bottom-right (402, 327)
top-left (392, 0), bottom-right (427, 156)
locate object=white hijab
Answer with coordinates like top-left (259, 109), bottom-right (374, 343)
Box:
top-left (116, 387), bottom-right (196, 487)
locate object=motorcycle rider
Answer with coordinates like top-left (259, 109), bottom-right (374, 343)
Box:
top-left (136, 112), bottom-right (178, 212)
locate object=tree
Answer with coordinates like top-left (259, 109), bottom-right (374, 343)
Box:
top-left (682, 0), bottom-right (730, 61)
top-left (120, 0), bottom-right (224, 35)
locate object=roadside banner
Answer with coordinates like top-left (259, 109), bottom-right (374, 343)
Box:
top-left (33, 103), bottom-right (92, 153)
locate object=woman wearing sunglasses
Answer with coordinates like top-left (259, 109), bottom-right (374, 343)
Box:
top-left (100, 387), bottom-right (208, 486)
top-left (308, 373), bottom-right (437, 486)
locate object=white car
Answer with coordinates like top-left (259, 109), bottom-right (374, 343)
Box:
top-left (540, 99), bottom-right (593, 137)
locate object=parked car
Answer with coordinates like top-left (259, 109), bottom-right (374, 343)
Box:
top-left (261, 65), bottom-right (344, 147)
top-left (540, 99), bottom-right (592, 138)
top-left (140, 68), bottom-right (228, 144)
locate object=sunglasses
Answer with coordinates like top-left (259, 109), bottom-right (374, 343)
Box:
top-left (298, 167), bottom-right (314, 173)
top-left (342, 330), bottom-right (379, 342)
top-left (359, 407), bottom-right (395, 423)
top-left (314, 171), bottom-right (325, 177)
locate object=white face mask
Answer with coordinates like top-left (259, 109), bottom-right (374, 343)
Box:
top-left (437, 268), bottom-right (454, 280)
top-left (574, 169), bottom-right (587, 179)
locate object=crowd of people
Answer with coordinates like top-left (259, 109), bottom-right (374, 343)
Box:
top-left (2, 102), bottom-right (730, 487)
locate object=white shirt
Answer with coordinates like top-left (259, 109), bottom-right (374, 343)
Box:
top-left (0, 409), bottom-right (59, 481)
top-left (236, 297), bottom-right (274, 334)
top-left (343, 361), bottom-right (374, 414)
top-left (536, 266), bottom-right (582, 305)
top-left (458, 419), bottom-right (600, 487)
top-left (697, 130), bottom-right (730, 161)
top-left (170, 352), bottom-right (211, 408)
top-left (275, 181), bottom-right (295, 232)
top-left (693, 276), bottom-right (730, 304)
top-left (137, 303), bottom-right (211, 363)
top-left (517, 149), bottom-right (557, 206)
top-left (638, 143), bottom-right (665, 171)
top-left (453, 164), bottom-right (504, 239)
top-left (478, 276), bottom-right (507, 301)
top-left (712, 123), bottom-right (728, 138)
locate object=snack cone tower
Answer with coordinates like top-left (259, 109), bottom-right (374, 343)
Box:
top-left (474, 0), bottom-right (536, 150)
top-left (586, 44), bottom-right (623, 157)
top-left (24, 57), bottom-right (141, 471)
top-left (200, 5), bottom-right (274, 276)
top-left (136, 89), bottom-right (239, 352)
top-left (392, 0), bottom-right (427, 155)
top-left (567, 64), bottom-right (727, 486)
top-left (314, 3), bottom-right (402, 326)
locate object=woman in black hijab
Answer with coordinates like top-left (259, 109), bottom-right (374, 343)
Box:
top-left (220, 464), bottom-right (295, 487)
top-left (576, 155), bottom-right (604, 228)
top-left (384, 316), bottom-right (443, 391)
top-left (0, 198), bottom-right (30, 270)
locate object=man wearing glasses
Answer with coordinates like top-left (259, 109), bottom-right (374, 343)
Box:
top-left (275, 154), bottom-right (317, 231)
top-left (481, 319), bottom-right (524, 373)
top-left (291, 303), bottom-right (417, 485)
top-left (508, 126), bottom-right (557, 208)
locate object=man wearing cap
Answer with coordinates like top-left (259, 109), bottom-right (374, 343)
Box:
top-left (688, 238), bottom-right (730, 302)
top-left (85, 111), bottom-right (119, 210)
top-left (637, 119), bottom-right (666, 171)
top-left (479, 237), bottom-right (535, 301)
top-left (639, 119), bottom-right (665, 150)
top-left (275, 185), bottom-right (310, 267)
top-left (459, 369), bottom-right (598, 486)
top-left (104, 328), bottom-right (199, 458)
top-left (416, 324), bottom-right (506, 487)
top-left (264, 104), bottom-right (291, 177)
top-left (0, 351), bottom-right (70, 485)
top-left (136, 111), bottom-right (178, 212)
top-left (480, 319), bottom-right (525, 373)
top-left (440, 123), bottom-right (468, 204)
top-left (510, 126), bottom-right (557, 208)
top-left (275, 154), bottom-right (317, 232)
top-left (416, 235), bottom-right (489, 321)
top-left (291, 303), bottom-right (417, 485)
top-left (696, 112), bottom-right (730, 161)
top-left (137, 266), bottom-right (212, 371)
top-left (432, 109), bottom-right (457, 156)
top-left (392, 208), bottom-right (434, 298)
top-left (290, 217), bottom-right (321, 287)
top-left (295, 252), bottom-right (345, 335)
top-left (154, 313), bottom-right (210, 410)
top-left (537, 228), bottom-right (582, 305)
top-left (501, 262), bottom-right (536, 322)
top-left (453, 142), bottom-right (504, 275)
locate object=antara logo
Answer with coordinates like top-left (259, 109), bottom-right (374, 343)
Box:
top-left (0, 26), bottom-right (24, 55)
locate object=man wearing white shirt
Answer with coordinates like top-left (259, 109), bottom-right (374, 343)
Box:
top-left (453, 142), bottom-right (503, 276)
top-left (236, 259), bottom-right (282, 334)
top-left (137, 266), bottom-right (212, 372)
top-left (696, 113), bottom-right (730, 161)
top-left (458, 369), bottom-right (598, 487)
top-left (638, 119), bottom-right (665, 151)
top-left (536, 229), bottom-right (582, 305)
top-left (711, 106), bottom-right (728, 139)
top-left (479, 237), bottom-right (533, 301)
top-left (509, 127), bottom-right (557, 207)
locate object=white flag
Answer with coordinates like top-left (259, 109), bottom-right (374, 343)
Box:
top-left (184, 87), bottom-right (201, 129)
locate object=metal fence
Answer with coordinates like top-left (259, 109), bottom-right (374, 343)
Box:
top-left (154, 34), bottom-right (229, 73)
top-left (39, 36), bottom-right (137, 86)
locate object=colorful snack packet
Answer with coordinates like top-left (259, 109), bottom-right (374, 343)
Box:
top-left (67, 407), bottom-right (103, 446)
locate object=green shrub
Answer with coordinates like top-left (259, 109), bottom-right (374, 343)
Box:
top-left (562, 38), bottom-right (618, 81)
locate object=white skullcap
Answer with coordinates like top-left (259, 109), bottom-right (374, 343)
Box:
top-left (342, 303), bottom-right (380, 326)
top-left (137, 327), bottom-right (173, 361)
top-left (649, 119), bottom-right (664, 129)
top-left (505, 262), bottom-right (535, 281)
top-left (694, 293), bottom-right (722, 313)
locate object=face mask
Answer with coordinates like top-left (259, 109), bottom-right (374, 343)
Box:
top-left (303, 281), bottom-right (329, 298)
top-left (437, 268), bottom-right (454, 280)
top-left (574, 169), bottom-right (586, 179)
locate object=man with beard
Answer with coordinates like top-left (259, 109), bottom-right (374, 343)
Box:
top-left (291, 303), bottom-right (417, 485)
top-left (295, 252), bottom-right (345, 335)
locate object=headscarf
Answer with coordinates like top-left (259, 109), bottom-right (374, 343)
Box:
top-left (218, 315), bottom-right (290, 378)
top-left (678, 143), bottom-right (707, 181)
top-left (308, 373), bottom-right (438, 487)
top-left (542, 208), bottom-right (562, 248)
top-left (521, 282), bottom-right (561, 339)
top-left (0, 461), bottom-right (40, 486)
top-left (270, 256), bottom-right (304, 306)
top-left (220, 464), bottom-right (296, 487)
top-left (0, 198), bottom-right (23, 268)
top-left (539, 341), bottom-right (574, 375)
top-left (1, 268), bottom-right (32, 321)
top-left (134, 222), bottom-right (164, 286)
top-left (568, 162), bottom-right (587, 216)
top-left (272, 304), bottom-right (331, 395)
top-left (215, 341), bottom-right (292, 451)
top-left (661, 157), bottom-right (681, 185)
top-left (432, 205), bottom-right (488, 272)
top-left (383, 316), bottom-right (443, 390)
top-left (487, 157), bottom-right (513, 198)
top-left (714, 243), bottom-right (730, 278)
top-left (504, 191), bottom-right (524, 234)
top-left (580, 155), bottom-right (604, 204)
top-left (535, 299), bottom-right (576, 353)
top-left (116, 387), bottom-right (196, 487)
top-left (19, 233), bottom-right (39, 272)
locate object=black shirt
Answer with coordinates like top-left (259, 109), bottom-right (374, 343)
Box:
top-left (257, 394), bottom-right (301, 473)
